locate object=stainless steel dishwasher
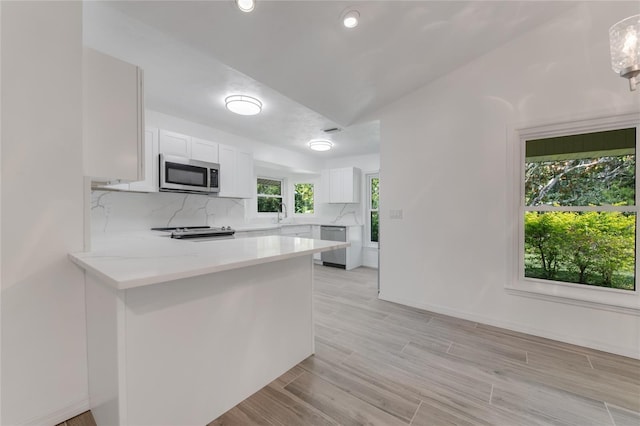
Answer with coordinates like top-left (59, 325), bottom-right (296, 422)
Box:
top-left (320, 226), bottom-right (347, 269)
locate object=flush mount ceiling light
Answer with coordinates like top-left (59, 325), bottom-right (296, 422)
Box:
top-left (342, 10), bottom-right (360, 29)
top-left (308, 139), bottom-right (334, 151)
top-left (235, 0), bottom-right (255, 13)
top-left (609, 14), bottom-right (640, 91)
top-left (225, 95), bottom-right (262, 115)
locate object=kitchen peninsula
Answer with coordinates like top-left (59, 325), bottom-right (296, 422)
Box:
top-left (70, 232), bottom-right (349, 425)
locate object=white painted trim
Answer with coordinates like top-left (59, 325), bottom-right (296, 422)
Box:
top-left (378, 292), bottom-right (640, 360)
top-left (504, 286), bottom-right (640, 316)
top-left (509, 112), bottom-right (640, 311)
top-left (20, 398), bottom-right (90, 426)
top-left (364, 172), bottom-right (379, 247)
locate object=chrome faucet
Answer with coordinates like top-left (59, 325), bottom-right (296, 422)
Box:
top-left (277, 202), bottom-right (287, 223)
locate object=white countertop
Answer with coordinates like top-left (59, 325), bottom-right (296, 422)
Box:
top-left (234, 223), bottom-right (364, 232)
top-left (69, 232), bottom-right (349, 290)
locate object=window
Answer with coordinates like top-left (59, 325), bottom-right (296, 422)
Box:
top-left (294, 183), bottom-right (314, 214)
top-left (257, 177), bottom-right (283, 213)
top-left (522, 126), bottom-right (637, 292)
top-left (367, 174), bottom-right (380, 244)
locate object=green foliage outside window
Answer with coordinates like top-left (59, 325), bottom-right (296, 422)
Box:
top-left (370, 177), bottom-right (379, 243)
top-left (524, 211), bottom-right (635, 290)
top-left (257, 178), bottom-right (282, 213)
top-left (524, 131), bottom-right (636, 291)
top-left (294, 183), bottom-right (314, 214)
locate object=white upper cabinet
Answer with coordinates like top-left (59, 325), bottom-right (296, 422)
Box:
top-left (218, 144), bottom-right (253, 199)
top-left (129, 128), bottom-right (159, 192)
top-left (191, 137), bottom-right (219, 163)
top-left (327, 167), bottom-right (361, 203)
top-left (83, 47), bottom-right (144, 182)
top-left (159, 130), bottom-right (191, 158)
top-left (102, 128), bottom-right (159, 193)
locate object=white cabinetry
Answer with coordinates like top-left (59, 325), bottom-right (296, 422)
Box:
top-left (129, 129), bottom-right (159, 192)
top-left (218, 144), bottom-right (253, 199)
top-left (191, 137), bottom-right (219, 163)
top-left (159, 130), bottom-right (191, 158)
top-left (312, 226), bottom-right (322, 261)
top-left (280, 225), bottom-right (312, 238)
top-left (104, 128), bottom-right (159, 192)
top-left (327, 167), bottom-right (361, 203)
top-left (83, 48), bottom-right (144, 182)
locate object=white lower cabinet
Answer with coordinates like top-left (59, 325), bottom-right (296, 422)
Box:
top-left (234, 228), bottom-right (281, 238)
top-left (280, 225), bottom-right (312, 238)
top-left (312, 225), bottom-right (322, 262)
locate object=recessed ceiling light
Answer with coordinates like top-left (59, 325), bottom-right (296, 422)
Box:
top-left (235, 0), bottom-right (255, 13)
top-left (342, 10), bottom-right (360, 29)
top-left (308, 139), bottom-right (334, 151)
top-left (225, 95), bottom-right (262, 115)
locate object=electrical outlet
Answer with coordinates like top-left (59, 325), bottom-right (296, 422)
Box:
top-left (390, 209), bottom-right (403, 219)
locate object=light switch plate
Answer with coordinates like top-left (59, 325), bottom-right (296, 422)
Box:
top-left (390, 209), bottom-right (403, 219)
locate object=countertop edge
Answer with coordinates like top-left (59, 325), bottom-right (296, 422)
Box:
top-left (69, 240), bottom-right (350, 291)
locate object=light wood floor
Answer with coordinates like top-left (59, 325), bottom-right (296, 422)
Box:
top-left (211, 265), bottom-right (640, 426)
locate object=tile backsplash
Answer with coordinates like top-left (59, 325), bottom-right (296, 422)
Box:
top-left (91, 190), bottom-right (246, 234)
top-left (91, 190), bottom-right (363, 235)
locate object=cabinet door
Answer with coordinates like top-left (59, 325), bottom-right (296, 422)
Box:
top-left (159, 130), bottom-right (191, 158)
top-left (343, 168), bottom-right (360, 203)
top-left (129, 128), bottom-right (159, 192)
top-left (329, 168), bottom-right (344, 203)
top-left (83, 48), bottom-right (144, 182)
top-left (191, 137), bottom-right (219, 163)
top-left (217, 144), bottom-right (237, 197)
top-left (235, 150), bottom-right (254, 199)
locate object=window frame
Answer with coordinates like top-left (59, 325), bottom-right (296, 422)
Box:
top-left (292, 182), bottom-right (316, 217)
top-left (507, 113), bottom-right (640, 315)
top-left (256, 176), bottom-right (285, 215)
top-left (366, 172), bottom-right (380, 247)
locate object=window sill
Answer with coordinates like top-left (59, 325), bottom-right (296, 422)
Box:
top-left (505, 280), bottom-right (640, 316)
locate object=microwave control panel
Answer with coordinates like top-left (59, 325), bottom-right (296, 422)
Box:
top-left (210, 168), bottom-right (219, 189)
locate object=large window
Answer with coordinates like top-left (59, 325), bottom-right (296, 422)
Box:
top-left (367, 174), bottom-right (380, 244)
top-left (523, 127), bottom-right (636, 291)
top-left (257, 177), bottom-right (283, 213)
top-left (294, 183), bottom-right (314, 214)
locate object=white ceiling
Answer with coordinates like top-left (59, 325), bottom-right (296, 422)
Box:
top-left (84, 1), bottom-right (577, 159)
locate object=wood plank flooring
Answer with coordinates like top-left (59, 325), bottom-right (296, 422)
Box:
top-left (210, 265), bottom-right (640, 426)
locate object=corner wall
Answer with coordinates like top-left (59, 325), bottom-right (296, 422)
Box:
top-left (378, 2), bottom-right (640, 358)
top-left (1, 3), bottom-right (88, 424)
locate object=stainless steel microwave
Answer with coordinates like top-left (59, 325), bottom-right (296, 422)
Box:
top-left (159, 154), bottom-right (220, 194)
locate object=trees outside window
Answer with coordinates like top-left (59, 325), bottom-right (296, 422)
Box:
top-left (257, 177), bottom-right (283, 213)
top-left (368, 174), bottom-right (379, 244)
top-left (523, 127), bottom-right (636, 291)
top-left (294, 183), bottom-right (314, 214)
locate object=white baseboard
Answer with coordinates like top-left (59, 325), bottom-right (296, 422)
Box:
top-left (378, 292), bottom-right (640, 360)
top-left (19, 397), bottom-right (89, 426)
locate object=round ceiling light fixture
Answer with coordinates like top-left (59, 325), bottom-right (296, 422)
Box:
top-left (342, 10), bottom-right (360, 29)
top-left (225, 95), bottom-right (262, 115)
top-left (308, 139), bottom-right (334, 152)
top-left (235, 0), bottom-right (255, 13)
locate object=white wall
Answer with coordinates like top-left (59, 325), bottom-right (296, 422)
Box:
top-left (378, 2), bottom-right (640, 358)
top-left (1, 2), bottom-right (88, 424)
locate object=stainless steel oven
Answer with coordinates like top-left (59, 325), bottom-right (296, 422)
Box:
top-left (159, 154), bottom-right (220, 194)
